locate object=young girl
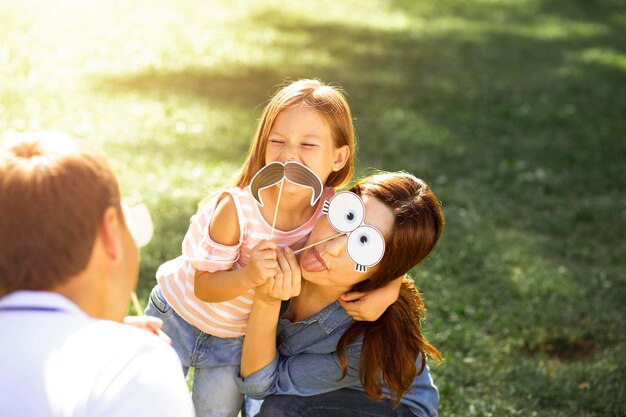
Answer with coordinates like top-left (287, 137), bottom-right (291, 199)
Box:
top-left (145, 79), bottom-right (401, 417)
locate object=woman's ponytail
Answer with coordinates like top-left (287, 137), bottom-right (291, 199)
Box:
top-left (337, 280), bottom-right (442, 405)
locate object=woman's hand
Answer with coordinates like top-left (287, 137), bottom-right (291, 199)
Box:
top-left (339, 276), bottom-right (403, 321)
top-left (123, 315), bottom-right (172, 344)
top-left (256, 247), bottom-right (301, 304)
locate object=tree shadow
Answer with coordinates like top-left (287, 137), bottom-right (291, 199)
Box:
top-left (98, 66), bottom-right (283, 109)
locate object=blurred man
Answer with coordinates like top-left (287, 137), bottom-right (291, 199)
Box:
top-left (0, 133), bottom-right (195, 417)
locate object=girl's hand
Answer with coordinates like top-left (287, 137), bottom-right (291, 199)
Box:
top-left (246, 239), bottom-right (278, 287)
top-left (257, 247), bottom-right (301, 304)
top-left (123, 316), bottom-right (172, 345)
top-left (339, 276), bottom-right (403, 321)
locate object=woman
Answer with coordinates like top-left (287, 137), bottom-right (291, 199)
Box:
top-left (238, 172), bottom-right (444, 417)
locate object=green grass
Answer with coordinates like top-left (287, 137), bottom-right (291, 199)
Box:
top-left (1, 0), bottom-right (625, 415)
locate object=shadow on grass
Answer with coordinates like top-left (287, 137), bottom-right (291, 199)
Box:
top-left (93, 67), bottom-right (290, 167)
top-left (98, 66), bottom-right (283, 110)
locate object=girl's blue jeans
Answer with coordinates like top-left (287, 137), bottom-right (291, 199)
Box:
top-left (145, 285), bottom-right (244, 417)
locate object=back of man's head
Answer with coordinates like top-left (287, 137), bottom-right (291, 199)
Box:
top-left (0, 133), bottom-right (122, 297)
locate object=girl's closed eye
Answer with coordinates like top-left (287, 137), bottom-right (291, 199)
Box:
top-left (301, 142), bottom-right (317, 148)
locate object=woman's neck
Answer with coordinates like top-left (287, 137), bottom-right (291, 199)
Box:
top-left (287, 281), bottom-right (347, 323)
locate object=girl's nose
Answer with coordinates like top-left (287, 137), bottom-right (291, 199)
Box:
top-left (279, 144), bottom-right (298, 162)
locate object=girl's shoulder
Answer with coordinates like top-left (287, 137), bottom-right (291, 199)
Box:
top-left (197, 187), bottom-right (247, 215)
top-left (198, 187), bottom-right (245, 247)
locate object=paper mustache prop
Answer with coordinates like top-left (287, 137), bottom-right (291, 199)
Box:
top-left (250, 161), bottom-right (323, 207)
top-left (294, 191), bottom-right (385, 273)
top-left (250, 161), bottom-right (323, 238)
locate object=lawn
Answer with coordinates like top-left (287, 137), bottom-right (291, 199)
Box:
top-left (1, 0), bottom-right (624, 415)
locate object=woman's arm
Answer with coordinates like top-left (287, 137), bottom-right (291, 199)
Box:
top-left (240, 247), bottom-right (301, 378)
top-left (239, 344), bottom-right (362, 399)
top-left (240, 346), bottom-right (438, 417)
top-left (240, 294), bottom-right (281, 378)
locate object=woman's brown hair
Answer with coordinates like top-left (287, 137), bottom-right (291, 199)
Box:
top-left (234, 79), bottom-right (356, 189)
top-left (336, 172), bottom-right (444, 405)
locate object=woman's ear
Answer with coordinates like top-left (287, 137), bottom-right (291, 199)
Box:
top-left (332, 145), bottom-right (350, 172)
top-left (99, 206), bottom-right (124, 262)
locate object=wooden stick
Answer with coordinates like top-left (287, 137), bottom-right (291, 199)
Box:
top-left (293, 232), bottom-right (344, 254)
top-left (270, 179), bottom-right (284, 240)
top-left (130, 291), bottom-right (144, 316)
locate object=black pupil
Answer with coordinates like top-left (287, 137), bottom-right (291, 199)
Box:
top-left (346, 212), bottom-right (355, 221)
top-left (360, 235), bottom-right (368, 244)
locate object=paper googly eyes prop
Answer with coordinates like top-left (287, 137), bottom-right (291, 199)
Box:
top-left (346, 225), bottom-right (385, 272)
top-left (322, 191), bottom-right (364, 233)
top-left (322, 191), bottom-right (385, 273)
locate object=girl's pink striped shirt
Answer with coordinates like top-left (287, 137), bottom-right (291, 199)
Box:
top-left (156, 186), bottom-right (334, 338)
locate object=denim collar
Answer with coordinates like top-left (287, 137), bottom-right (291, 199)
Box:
top-left (281, 299), bottom-right (352, 335)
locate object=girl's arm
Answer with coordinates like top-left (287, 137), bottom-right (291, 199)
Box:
top-left (339, 276), bottom-right (403, 321)
top-left (193, 195), bottom-right (277, 302)
top-left (194, 243), bottom-right (277, 302)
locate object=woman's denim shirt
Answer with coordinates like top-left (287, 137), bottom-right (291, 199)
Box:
top-left (237, 300), bottom-right (439, 417)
